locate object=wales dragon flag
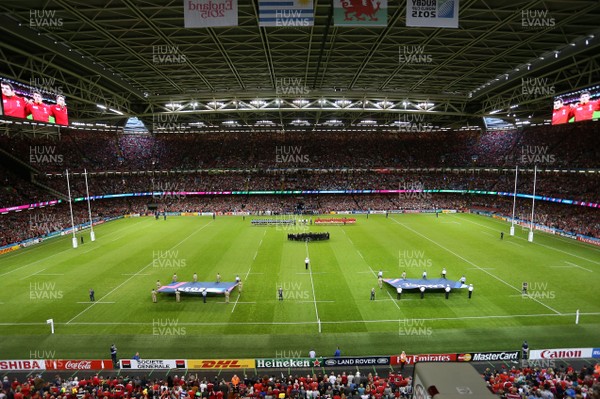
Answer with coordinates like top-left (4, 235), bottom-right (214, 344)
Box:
top-left (258, 0), bottom-right (314, 27)
top-left (333, 0), bottom-right (387, 27)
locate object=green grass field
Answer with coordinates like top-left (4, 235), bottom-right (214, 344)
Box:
top-left (0, 213), bottom-right (599, 360)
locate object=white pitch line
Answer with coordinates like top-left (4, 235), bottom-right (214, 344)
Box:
top-left (19, 268), bottom-right (47, 280)
top-left (385, 290), bottom-right (401, 309)
top-left (466, 267), bottom-right (495, 270)
top-left (122, 273), bottom-right (150, 276)
top-left (367, 266), bottom-right (400, 310)
top-left (36, 273), bottom-right (64, 276)
top-left (506, 241), bottom-right (524, 247)
top-left (296, 272), bottom-right (328, 275)
top-left (390, 217), bottom-right (562, 315)
top-left (0, 253), bottom-right (65, 277)
top-left (231, 268), bottom-right (250, 314)
top-left (2, 311), bottom-right (600, 327)
top-left (357, 251), bottom-right (364, 259)
top-left (457, 215), bottom-right (600, 265)
top-left (233, 230), bottom-right (266, 314)
top-left (565, 261), bottom-right (593, 273)
top-left (76, 301), bottom-right (115, 304)
top-left (107, 219), bottom-right (156, 243)
top-left (480, 231), bottom-right (495, 237)
top-left (67, 221), bottom-right (214, 324)
top-left (305, 241), bottom-right (320, 325)
top-left (357, 270), bottom-right (389, 274)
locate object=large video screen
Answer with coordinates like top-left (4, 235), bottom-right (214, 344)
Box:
top-left (1, 78), bottom-right (69, 126)
top-left (552, 84), bottom-right (600, 125)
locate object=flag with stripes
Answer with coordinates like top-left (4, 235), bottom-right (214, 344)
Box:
top-left (258, 0), bottom-right (314, 27)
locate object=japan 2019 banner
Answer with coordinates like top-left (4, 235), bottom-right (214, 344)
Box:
top-left (406, 0), bottom-right (459, 28)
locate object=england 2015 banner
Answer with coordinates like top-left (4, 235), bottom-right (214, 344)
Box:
top-left (406, 0), bottom-right (459, 29)
top-left (184, 0), bottom-right (238, 27)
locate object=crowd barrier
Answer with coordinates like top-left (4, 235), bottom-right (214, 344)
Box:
top-left (1, 347), bottom-right (597, 370)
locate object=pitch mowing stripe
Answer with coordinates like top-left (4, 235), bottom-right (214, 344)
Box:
top-left (390, 217), bottom-right (562, 315)
top-left (0, 218), bottom-right (148, 276)
top-left (2, 311), bottom-right (598, 327)
top-left (456, 214), bottom-right (600, 265)
top-left (340, 225), bottom-right (399, 310)
top-left (0, 214), bottom-right (145, 262)
top-left (340, 226), bottom-right (400, 311)
top-left (66, 220), bottom-right (214, 324)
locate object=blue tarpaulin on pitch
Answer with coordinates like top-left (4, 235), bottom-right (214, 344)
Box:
top-left (384, 278), bottom-right (466, 290)
top-left (157, 281), bottom-right (238, 296)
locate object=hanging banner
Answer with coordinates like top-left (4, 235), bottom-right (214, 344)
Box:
top-left (184, 0), bottom-right (238, 27)
top-left (406, 0), bottom-right (459, 28)
top-left (259, 0), bottom-right (314, 27)
top-left (333, 0), bottom-right (387, 27)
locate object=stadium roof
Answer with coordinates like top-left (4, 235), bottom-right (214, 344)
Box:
top-left (1, 0), bottom-right (599, 131)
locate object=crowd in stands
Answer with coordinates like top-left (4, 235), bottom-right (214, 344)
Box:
top-left (1, 122), bottom-right (598, 247)
top-left (484, 362), bottom-right (600, 398)
top-left (29, 171), bottom-right (600, 204)
top-left (1, 193), bottom-right (599, 247)
top-left (0, 362), bottom-right (598, 399)
top-left (0, 122), bottom-right (598, 174)
top-left (0, 168), bottom-right (56, 205)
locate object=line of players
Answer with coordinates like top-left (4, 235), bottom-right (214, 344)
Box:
top-left (148, 261), bottom-right (477, 304)
top-left (151, 272), bottom-right (243, 303)
top-left (1, 81), bottom-right (69, 125)
top-left (371, 268), bottom-right (474, 300)
top-left (552, 91), bottom-right (600, 125)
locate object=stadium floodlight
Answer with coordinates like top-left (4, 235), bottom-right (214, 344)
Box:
top-left (335, 100), bottom-right (351, 106)
top-left (46, 318), bottom-right (54, 334)
top-left (250, 100), bottom-right (266, 107)
top-left (84, 169), bottom-right (96, 242)
top-left (528, 165), bottom-right (537, 243)
top-left (510, 165), bottom-right (518, 236)
top-left (65, 169), bottom-right (78, 249)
